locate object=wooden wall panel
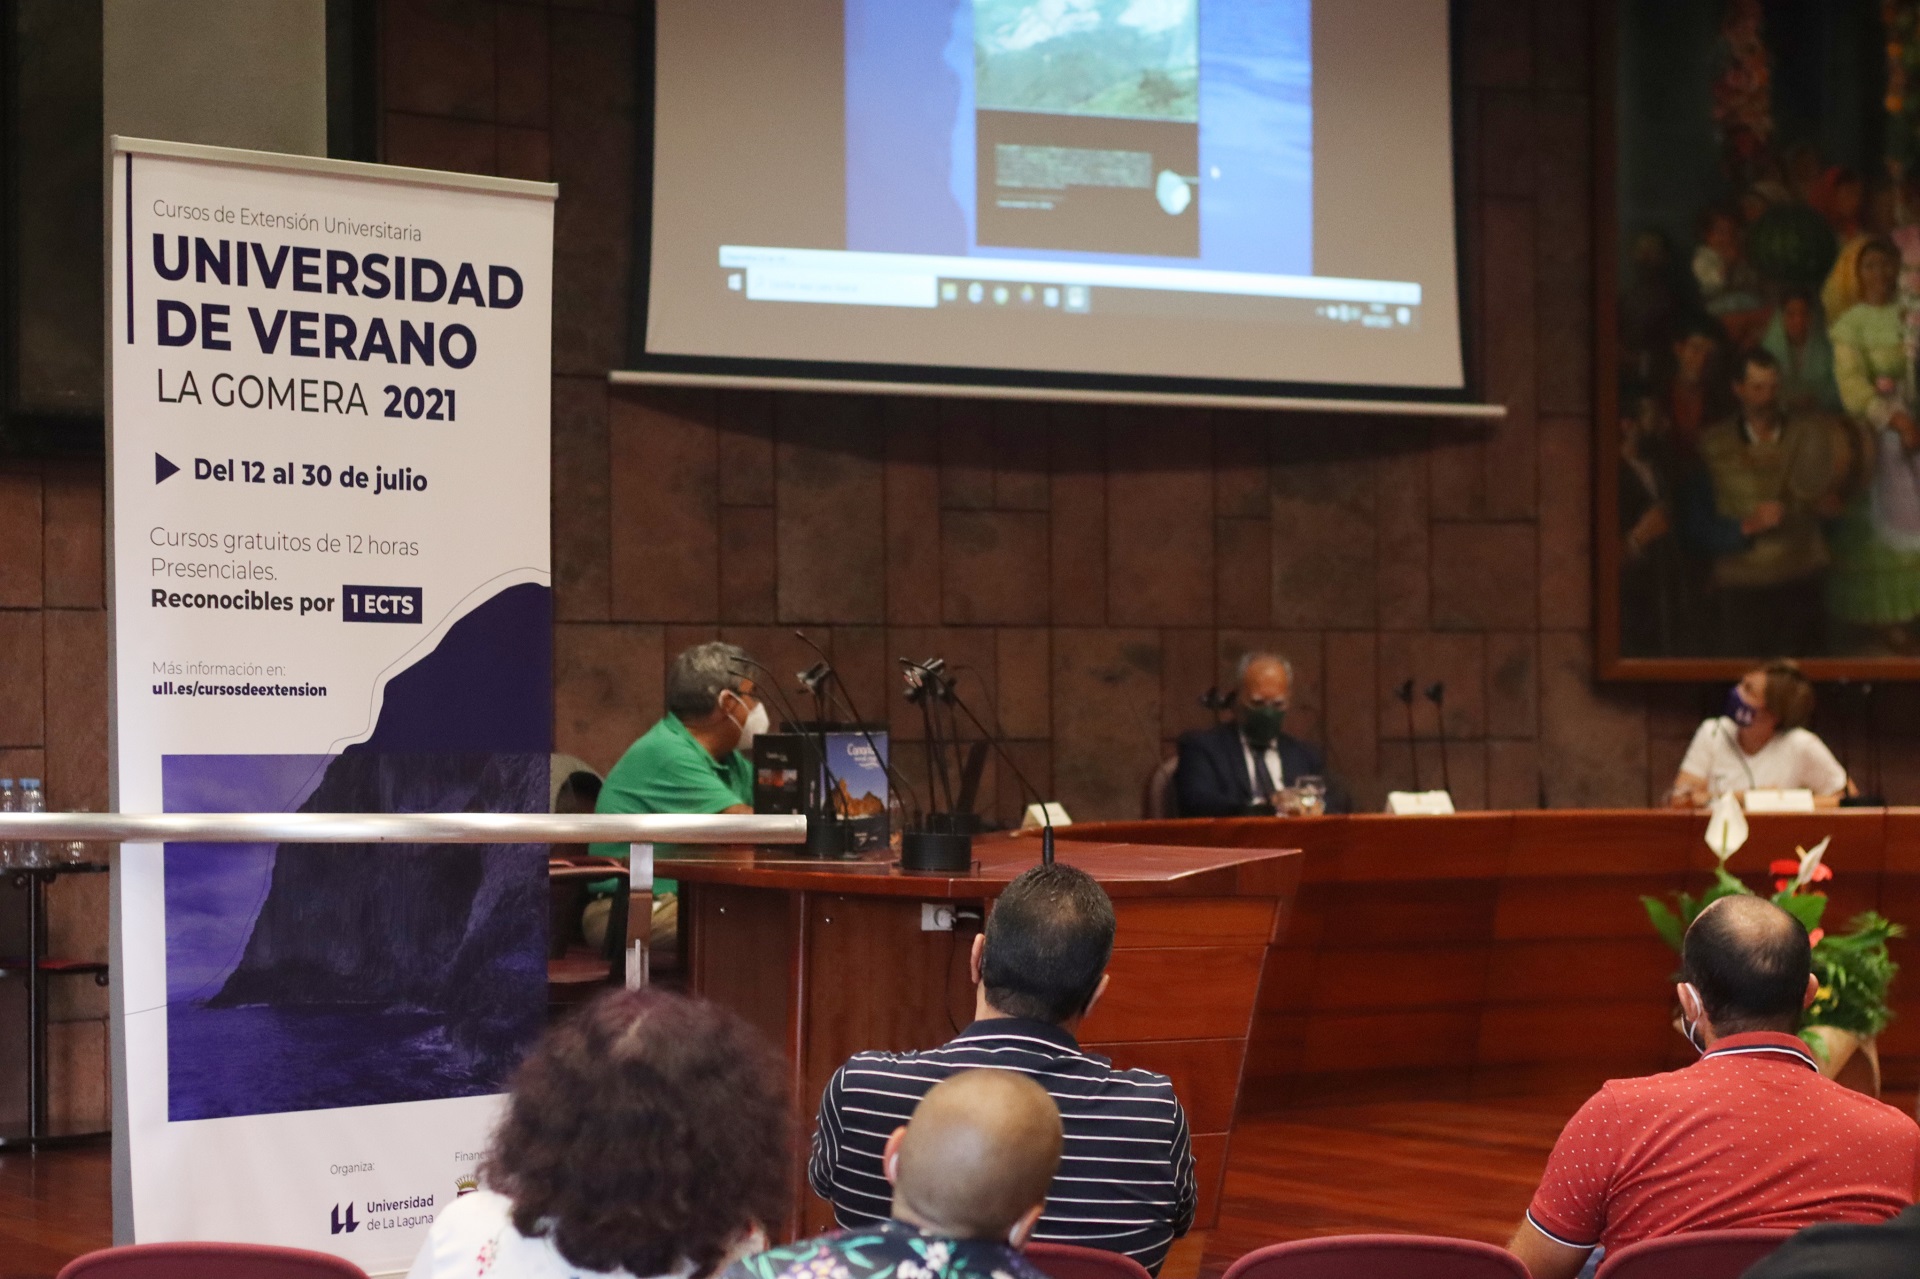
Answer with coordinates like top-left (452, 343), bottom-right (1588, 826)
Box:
top-left (1091, 1037), bottom-right (1246, 1134)
top-left (689, 884), bottom-right (798, 1055)
top-left (1084, 946), bottom-right (1267, 1043)
top-left (1111, 897), bottom-right (1275, 948)
top-left (1190, 1132), bottom-right (1229, 1230)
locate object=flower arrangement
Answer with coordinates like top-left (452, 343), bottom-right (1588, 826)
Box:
top-left (1642, 835), bottom-right (1904, 1052)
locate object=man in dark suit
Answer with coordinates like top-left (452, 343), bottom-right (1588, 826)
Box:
top-left (1174, 652), bottom-right (1347, 816)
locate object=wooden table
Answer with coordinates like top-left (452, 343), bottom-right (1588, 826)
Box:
top-left (656, 838), bottom-right (1302, 1233)
top-left (1052, 810), bottom-right (1920, 1107)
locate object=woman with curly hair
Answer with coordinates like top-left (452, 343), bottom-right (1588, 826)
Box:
top-left (407, 990), bottom-right (791, 1279)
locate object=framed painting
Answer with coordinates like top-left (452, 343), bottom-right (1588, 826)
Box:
top-left (1599, 0), bottom-right (1920, 678)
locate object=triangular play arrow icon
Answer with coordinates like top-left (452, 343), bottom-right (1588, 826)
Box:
top-left (155, 453), bottom-right (179, 484)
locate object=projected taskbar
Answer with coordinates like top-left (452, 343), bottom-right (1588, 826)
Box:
top-left (717, 246), bottom-right (1425, 332)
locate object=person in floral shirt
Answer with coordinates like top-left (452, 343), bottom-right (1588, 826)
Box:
top-left (728, 1072), bottom-right (1061, 1279)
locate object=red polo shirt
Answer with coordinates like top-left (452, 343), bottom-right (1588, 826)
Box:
top-left (1527, 1032), bottom-right (1920, 1253)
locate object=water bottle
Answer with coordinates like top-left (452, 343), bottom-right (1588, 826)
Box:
top-left (0, 779), bottom-right (14, 868)
top-left (18, 778), bottom-right (46, 869)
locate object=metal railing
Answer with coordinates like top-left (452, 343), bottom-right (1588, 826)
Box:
top-left (0, 812), bottom-right (806, 845)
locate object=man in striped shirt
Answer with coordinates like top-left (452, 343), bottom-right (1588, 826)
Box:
top-left (809, 864), bottom-right (1197, 1275)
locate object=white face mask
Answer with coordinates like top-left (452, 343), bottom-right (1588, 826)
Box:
top-left (1680, 982), bottom-right (1708, 1054)
top-left (726, 693), bottom-right (770, 751)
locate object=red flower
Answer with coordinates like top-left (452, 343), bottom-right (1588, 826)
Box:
top-left (1809, 928), bottom-right (1825, 947)
top-left (1768, 859), bottom-right (1834, 893)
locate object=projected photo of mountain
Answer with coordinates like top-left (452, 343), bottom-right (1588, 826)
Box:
top-left (975, 0), bottom-right (1199, 122)
top-left (973, 0), bottom-right (1202, 256)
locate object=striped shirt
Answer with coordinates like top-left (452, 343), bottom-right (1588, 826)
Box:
top-left (808, 1019), bottom-right (1197, 1275)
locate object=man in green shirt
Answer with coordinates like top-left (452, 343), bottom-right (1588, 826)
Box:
top-left (586, 641), bottom-right (768, 950)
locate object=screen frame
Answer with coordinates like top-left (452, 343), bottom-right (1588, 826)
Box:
top-left (622, 0), bottom-right (1482, 408)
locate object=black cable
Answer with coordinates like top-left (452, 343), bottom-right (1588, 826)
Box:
top-left (945, 684), bottom-right (1056, 866)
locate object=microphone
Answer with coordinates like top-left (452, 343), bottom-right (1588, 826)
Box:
top-left (942, 674), bottom-right (1057, 867)
top-left (1199, 686), bottom-right (1238, 723)
top-left (901, 657), bottom-right (961, 814)
top-left (1394, 678), bottom-right (1420, 791)
top-left (1425, 681), bottom-right (1451, 797)
top-left (788, 629), bottom-right (925, 826)
top-left (731, 654), bottom-right (848, 857)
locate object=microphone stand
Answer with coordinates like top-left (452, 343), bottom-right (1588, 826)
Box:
top-left (903, 658), bottom-right (957, 813)
top-left (898, 657), bottom-right (981, 873)
top-left (1426, 681), bottom-right (1451, 797)
top-left (789, 629), bottom-right (925, 831)
top-left (1395, 678), bottom-right (1421, 791)
top-left (944, 684), bottom-right (1056, 867)
top-left (733, 655), bottom-right (849, 858)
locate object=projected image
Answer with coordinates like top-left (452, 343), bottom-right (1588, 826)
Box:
top-left (649, 0), bottom-right (1467, 389)
top-left (841, 0), bottom-right (1311, 275)
top-left (974, 0), bottom-right (1199, 120)
top-left (974, 0), bottom-right (1201, 254)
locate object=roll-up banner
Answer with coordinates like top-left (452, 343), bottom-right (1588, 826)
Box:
top-left (106, 138), bottom-right (555, 1274)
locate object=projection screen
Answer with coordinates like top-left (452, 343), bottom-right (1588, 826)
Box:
top-left (631, 0), bottom-right (1468, 405)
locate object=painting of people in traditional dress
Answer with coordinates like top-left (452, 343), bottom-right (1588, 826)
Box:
top-left (1607, 0), bottom-right (1920, 668)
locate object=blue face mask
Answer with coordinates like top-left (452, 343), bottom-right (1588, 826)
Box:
top-left (1725, 686), bottom-right (1758, 728)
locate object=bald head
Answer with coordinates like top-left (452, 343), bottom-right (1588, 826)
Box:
top-left (889, 1070), bottom-right (1063, 1242)
top-left (1682, 895), bottom-right (1813, 1036)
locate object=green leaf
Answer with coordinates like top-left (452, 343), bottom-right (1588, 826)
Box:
top-left (1642, 896), bottom-right (1685, 953)
top-left (1774, 892), bottom-right (1827, 933)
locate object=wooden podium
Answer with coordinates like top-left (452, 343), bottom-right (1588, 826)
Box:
top-left (657, 837), bottom-right (1302, 1233)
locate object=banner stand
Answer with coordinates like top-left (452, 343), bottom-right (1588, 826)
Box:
top-left (106, 136), bottom-right (555, 1273)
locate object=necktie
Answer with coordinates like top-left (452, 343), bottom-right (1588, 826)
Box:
top-left (1251, 749), bottom-right (1276, 801)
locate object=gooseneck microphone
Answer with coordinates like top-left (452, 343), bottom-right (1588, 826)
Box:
top-left (941, 675), bottom-right (1057, 867)
top-left (1425, 681), bottom-right (1450, 796)
top-left (789, 628), bottom-right (925, 827)
top-left (731, 654), bottom-right (848, 857)
top-left (1394, 678), bottom-right (1420, 791)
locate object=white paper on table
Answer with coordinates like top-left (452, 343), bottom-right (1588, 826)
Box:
top-left (1742, 788), bottom-right (1815, 814)
top-left (1386, 790), bottom-right (1456, 815)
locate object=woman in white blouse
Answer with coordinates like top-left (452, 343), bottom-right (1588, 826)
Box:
top-left (407, 990), bottom-right (786, 1279)
top-left (1668, 660), bottom-right (1853, 809)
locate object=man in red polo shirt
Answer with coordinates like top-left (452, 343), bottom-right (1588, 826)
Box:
top-left (1509, 895), bottom-right (1919, 1279)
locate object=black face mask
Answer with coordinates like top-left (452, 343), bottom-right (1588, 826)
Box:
top-left (1240, 703), bottom-right (1285, 749)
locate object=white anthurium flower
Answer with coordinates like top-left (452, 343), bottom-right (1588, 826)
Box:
top-left (1794, 836), bottom-right (1832, 890)
top-left (1705, 791), bottom-right (1748, 861)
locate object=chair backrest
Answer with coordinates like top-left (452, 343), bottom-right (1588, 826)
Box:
top-left (58, 1242), bottom-right (370, 1279)
top-left (1221, 1235), bottom-right (1530, 1279)
top-left (1142, 754), bottom-right (1180, 819)
top-left (1026, 1241), bottom-right (1154, 1279)
top-left (1592, 1230), bottom-right (1793, 1279)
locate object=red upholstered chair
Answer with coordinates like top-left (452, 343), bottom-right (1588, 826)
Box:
top-left (1592, 1230), bottom-right (1793, 1279)
top-left (56, 1242), bottom-right (370, 1279)
top-left (1026, 1242), bottom-right (1154, 1279)
top-left (1221, 1235), bottom-right (1529, 1279)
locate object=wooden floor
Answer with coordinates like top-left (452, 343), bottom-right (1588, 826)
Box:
top-left (0, 1140), bottom-right (110, 1279)
top-left (6, 1091), bottom-right (1913, 1278)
